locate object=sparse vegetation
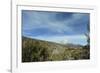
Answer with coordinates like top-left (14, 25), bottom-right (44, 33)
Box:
top-left (22, 36), bottom-right (90, 62)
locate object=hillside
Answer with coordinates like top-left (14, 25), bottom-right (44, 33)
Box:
top-left (22, 36), bottom-right (90, 62)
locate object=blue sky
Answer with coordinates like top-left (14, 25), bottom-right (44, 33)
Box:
top-left (22, 10), bottom-right (90, 45)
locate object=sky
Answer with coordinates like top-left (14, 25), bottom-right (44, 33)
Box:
top-left (22, 10), bottom-right (90, 45)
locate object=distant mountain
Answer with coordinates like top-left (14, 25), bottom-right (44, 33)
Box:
top-left (65, 43), bottom-right (83, 49)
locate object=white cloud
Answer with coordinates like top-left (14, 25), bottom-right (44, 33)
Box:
top-left (23, 11), bottom-right (73, 33)
top-left (27, 34), bottom-right (87, 45)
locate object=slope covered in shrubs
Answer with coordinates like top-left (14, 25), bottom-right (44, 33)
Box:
top-left (22, 36), bottom-right (90, 62)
